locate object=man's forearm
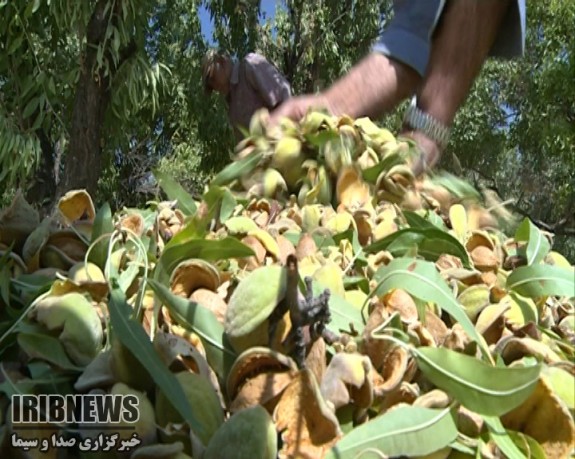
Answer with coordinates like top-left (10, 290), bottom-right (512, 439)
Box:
top-left (323, 53), bottom-right (420, 119)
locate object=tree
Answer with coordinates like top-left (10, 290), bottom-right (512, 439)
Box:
top-left (0, 0), bottom-right (167, 206)
top-left (446, 0), bottom-right (575, 257)
top-left (1, 1), bottom-right (573, 259)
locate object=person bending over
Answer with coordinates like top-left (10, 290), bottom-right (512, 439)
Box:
top-left (202, 50), bottom-right (292, 141)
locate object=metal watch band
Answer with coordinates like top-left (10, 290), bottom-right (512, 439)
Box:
top-left (403, 96), bottom-right (451, 149)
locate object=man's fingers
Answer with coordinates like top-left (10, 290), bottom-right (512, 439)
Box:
top-left (269, 95), bottom-right (326, 128)
top-left (269, 101), bottom-right (296, 127)
top-left (401, 130), bottom-right (443, 177)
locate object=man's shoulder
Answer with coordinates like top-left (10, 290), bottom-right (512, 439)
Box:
top-left (243, 52), bottom-right (271, 66)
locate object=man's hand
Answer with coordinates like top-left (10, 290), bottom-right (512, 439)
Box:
top-left (403, 130), bottom-right (443, 177)
top-left (269, 94), bottom-right (333, 127)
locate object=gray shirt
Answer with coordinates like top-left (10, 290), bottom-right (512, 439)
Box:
top-left (226, 53), bottom-right (291, 139)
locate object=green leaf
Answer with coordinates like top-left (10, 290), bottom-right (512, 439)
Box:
top-left (193, 186), bottom-right (227, 229)
top-left (403, 209), bottom-right (447, 230)
top-left (211, 151), bottom-right (263, 187)
top-left (506, 431), bottom-right (546, 459)
top-left (351, 228), bottom-right (368, 266)
top-left (117, 260), bottom-right (140, 294)
top-left (361, 152), bottom-right (405, 183)
top-left (223, 216), bottom-right (258, 234)
top-left (0, 373), bottom-right (28, 396)
top-left (366, 227), bottom-right (471, 268)
top-left (402, 210), bottom-right (437, 229)
top-left (325, 406), bottom-right (458, 459)
top-left (88, 203), bottom-right (114, 270)
top-left (7, 34), bottom-right (23, 55)
top-left (304, 129), bottom-right (340, 147)
top-left (108, 283), bottom-right (205, 437)
top-left (413, 347), bottom-right (541, 416)
top-left (155, 236), bottom-right (254, 284)
top-left (0, 265), bottom-right (10, 307)
top-left (148, 279), bottom-right (236, 380)
top-left (312, 231), bottom-right (336, 250)
top-left (506, 265), bottom-right (575, 298)
top-left (17, 333), bottom-right (83, 371)
top-left (0, 373), bottom-right (73, 397)
top-left (154, 169), bottom-right (197, 215)
top-left (22, 97), bottom-right (40, 119)
top-left (372, 258), bottom-right (491, 360)
top-left (30, 109), bottom-right (44, 130)
top-left (515, 218), bottom-right (551, 265)
top-left (430, 172), bottom-right (481, 201)
top-left (343, 276), bottom-right (369, 293)
top-left (313, 282), bottom-right (363, 335)
top-left (220, 188), bottom-right (237, 223)
top-left (165, 218), bottom-right (206, 247)
top-left (541, 365), bottom-right (575, 412)
top-left (483, 416), bottom-right (528, 459)
top-left (47, 77), bottom-right (56, 95)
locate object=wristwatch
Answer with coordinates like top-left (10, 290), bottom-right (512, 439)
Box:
top-left (403, 96), bottom-right (451, 150)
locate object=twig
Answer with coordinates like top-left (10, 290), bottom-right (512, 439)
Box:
top-left (284, 255), bottom-right (332, 368)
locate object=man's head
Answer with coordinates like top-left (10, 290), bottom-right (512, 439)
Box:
top-left (201, 50), bottom-right (233, 95)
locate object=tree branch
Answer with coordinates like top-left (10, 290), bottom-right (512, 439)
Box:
top-left (468, 167), bottom-right (575, 237)
top-left (511, 205), bottom-right (575, 236)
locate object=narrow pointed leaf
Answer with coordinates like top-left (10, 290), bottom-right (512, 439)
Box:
top-left (402, 210), bottom-right (437, 229)
top-left (211, 151), bottom-right (263, 187)
top-left (507, 431), bottom-right (546, 459)
top-left (107, 283), bottom-right (205, 437)
top-left (483, 416), bottom-right (528, 459)
top-left (506, 265), bottom-right (574, 298)
top-left (373, 258), bottom-right (491, 359)
top-left (155, 237), bottom-right (254, 284)
top-left (366, 228), bottom-right (471, 268)
top-left (154, 169), bottom-right (197, 215)
top-left (17, 333), bottom-right (83, 371)
top-left (430, 172), bottom-right (481, 201)
top-left (165, 219), bottom-right (206, 247)
top-left (515, 218), bottom-right (550, 266)
top-left (88, 203), bottom-right (114, 270)
top-left (220, 188), bottom-right (237, 223)
top-left (313, 282), bottom-right (363, 335)
top-left (325, 406), bottom-right (458, 459)
top-left (361, 152), bottom-right (404, 183)
top-left (413, 347), bottom-right (541, 416)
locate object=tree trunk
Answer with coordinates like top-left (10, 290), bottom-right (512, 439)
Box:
top-left (57, 0), bottom-right (116, 198)
top-left (25, 130), bottom-right (57, 215)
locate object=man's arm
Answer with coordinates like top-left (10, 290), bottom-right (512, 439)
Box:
top-left (323, 53), bottom-right (420, 119)
top-left (269, 53), bottom-right (420, 124)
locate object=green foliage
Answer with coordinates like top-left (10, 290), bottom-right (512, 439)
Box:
top-left (255, 1), bottom-right (390, 93)
top-left (447, 0), bottom-right (575, 259)
top-left (0, 0), bottom-right (572, 258)
top-left (0, 0), bottom-right (169, 199)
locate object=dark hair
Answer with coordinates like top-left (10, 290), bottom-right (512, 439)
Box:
top-left (201, 49), bottom-right (231, 93)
